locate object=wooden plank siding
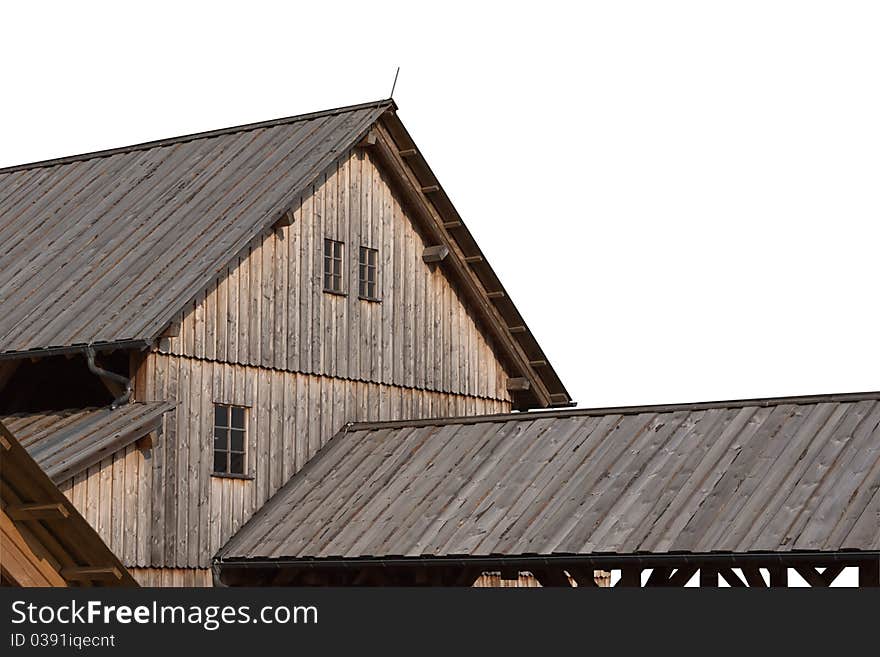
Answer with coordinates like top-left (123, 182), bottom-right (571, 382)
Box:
top-left (160, 148), bottom-right (513, 402)
top-left (130, 568), bottom-right (213, 587)
top-left (62, 353), bottom-right (509, 570)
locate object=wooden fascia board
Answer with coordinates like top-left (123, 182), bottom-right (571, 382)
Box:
top-left (370, 122), bottom-right (551, 408)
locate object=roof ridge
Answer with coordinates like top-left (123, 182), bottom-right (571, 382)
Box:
top-left (0, 98), bottom-right (395, 175)
top-left (346, 390), bottom-right (880, 429)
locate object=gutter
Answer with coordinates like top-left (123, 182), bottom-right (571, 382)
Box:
top-left (86, 346), bottom-right (132, 409)
top-left (214, 551), bottom-right (880, 572)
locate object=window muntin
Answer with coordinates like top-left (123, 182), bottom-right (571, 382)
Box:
top-left (323, 239), bottom-right (344, 293)
top-left (358, 246), bottom-right (378, 300)
top-left (213, 403), bottom-right (247, 476)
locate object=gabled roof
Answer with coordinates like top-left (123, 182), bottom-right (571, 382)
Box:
top-left (217, 391), bottom-right (880, 564)
top-left (1, 402), bottom-right (172, 483)
top-left (0, 99), bottom-right (570, 408)
top-left (0, 420), bottom-right (138, 586)
top-left (0, 100), bottom-right (388, 358)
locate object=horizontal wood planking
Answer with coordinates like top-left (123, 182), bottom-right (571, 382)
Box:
top-left (63, 353), bottom-right (511, 570)
top-left (162, 149), bottom-right (512, 403)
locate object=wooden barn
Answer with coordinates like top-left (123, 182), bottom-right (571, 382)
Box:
top-left (0, 99), bottom-right (571, 586)
top-left (1, 99), bottom-right (878, 587)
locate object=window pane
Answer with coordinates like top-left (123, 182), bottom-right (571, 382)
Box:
top-left (231, 406), bottom-right (245, 429)
top-left (369, 249), bottom-right (376, 265)
top-left (214, 404), bottom-right (227, 427)
top-left (230, 429), bottom-right (245, 452)
top-left (324, 239), bottom-right (331, 256)
top-left (213, 450), bottom-right (227, 474)
top-left (213, 427), bottom-right (227, 447)
top-left (229, 453), bottom-right (244, 475)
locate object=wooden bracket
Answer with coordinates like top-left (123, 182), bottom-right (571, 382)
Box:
top-left (161, 317), bottom-right (181, 339)
top-left (422, 245), bottom-right (449, 264)
top-left (8, 503), bottom-right (70, 521)
top-left (421, 185), bottom-right (440, 194)
top-left (506, 377), bottom-right (531, 392)
top-left (528, 360), bottom-right (548, 367)
top-left (60, 566), bottom-right (123, 582)
top-left (442, 221), bottom-right (462, 229)
top-left (357, 130), bottom-right (378, 149)
top-left (508, 326), bottom-right (527, 334)
top-left (486, 290), bottom-right (505, 299)
top-left (135, 431), bottom-right (155, 452)
top-left (463, 255), bottom-right (484, 264)
top-left (272, 210), bottom-right (295, 230)
top-left (398, 148), bottom-right (417, 158)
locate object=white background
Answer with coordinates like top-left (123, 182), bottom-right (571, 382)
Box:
top-left (2, 1), bottom-right (876, 585)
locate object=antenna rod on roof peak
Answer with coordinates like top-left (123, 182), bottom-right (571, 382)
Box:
top-left (389, 67), bottom-right (400, 99)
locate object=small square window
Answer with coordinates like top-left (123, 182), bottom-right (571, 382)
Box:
top-left (323, 238), bottom-right (344, 294)
top-left (359, 246), bottom-right (379, 300)
top-left (212, 403), bottom-right (248, 476)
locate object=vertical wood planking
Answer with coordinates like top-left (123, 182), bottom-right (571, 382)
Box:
top-left (161, 149), bottom-right (513, 403)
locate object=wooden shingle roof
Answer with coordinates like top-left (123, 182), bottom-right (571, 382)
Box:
top-left (0, 101), bottom-right (389, 358)
top-left (217, 391), bottom-right (880, 564)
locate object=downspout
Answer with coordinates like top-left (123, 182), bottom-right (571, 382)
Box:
top-left (85, 346), bottom-right (132, 409)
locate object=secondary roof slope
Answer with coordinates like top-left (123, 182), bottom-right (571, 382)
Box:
top-left (1, 403), bottom-right (172, 483)
top-left (0, 101), bottom-right (389, 357)
top-left (218, 392), bottom-right (880, 563)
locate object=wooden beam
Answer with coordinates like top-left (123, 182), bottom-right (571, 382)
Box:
top-left (741, 568), bottom-right (767, 587)
top-left (0, 433), bottom-right (11, 451)
top-left (699, 568), bottom-right (718, 587)
top-left (508, 326), bottom-right (527, 334)
top-left (795, 566), bottom-right (829, 587)
top-left (717, 568), bottom-right (746, 587)
top-left (568, 567), bottom-right (599, 587)
top-left (529, 360), bottom-right (548, 367)
top-left (60, 566), bottom-right (123, 582)
top-left (859, 561), bottom-right (880, 587)
top-left (486, 290), bottom-right (505, 299)
top-left (357, 130), bottom-right (378, 148)
top-left (645, 567), bottom-right (673, 586)
top-left (0, 360), bottom-right (21, 394)
top-left (421, 185), bottom-right (440, 194)
top-left (768, 567), bottom-right (788, 587)
top-left (398, 148), bottom-right (417, 158)
top-left (506, 377), bottom-right (531, 392)
top-left (617, 568), bottom-right (641, 587)
top-left (8, 503), bottom-right (70, 521)
top-left (272, 210), bottom-right (295, 230)
top-left (422, 245), bottom-right (449, 263)
top-left (463, 255), bottom-right (484, 264)
top-left (666, 566), bottom-right (698, 587)
top-left (135, 432), bottom-right (154, 451)
top-left (161, 317), bottom-right (181, 339)
top-left (442, 221), bottom-right (462, 229)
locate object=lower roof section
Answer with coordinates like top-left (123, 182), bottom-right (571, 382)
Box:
top-left (217, 391), bottom-right (880, 564)
top-left (0, 420), bottom-right (138, 586)
top-left (1, 402), bottom-right (173, 483)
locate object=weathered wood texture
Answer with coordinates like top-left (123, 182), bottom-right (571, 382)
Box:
top-left (0, 505), bottom-right (68, 587)
top-left (130, 568), bottom-right (213, 587)
top-left (62, 353), bottom-right (509, 570)
top-left (161, 148), bottom-right (513, 402)
top-left (472, 571), bottom-right (611, 587)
